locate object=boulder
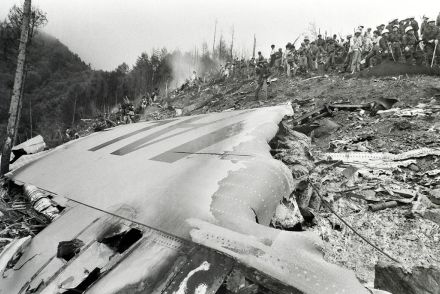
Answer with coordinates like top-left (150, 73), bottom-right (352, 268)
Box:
top-left (375, 261), bottom-right (440, 294)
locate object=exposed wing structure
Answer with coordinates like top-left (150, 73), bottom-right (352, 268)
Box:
top-left (1, 105), bottom-right (368, 294)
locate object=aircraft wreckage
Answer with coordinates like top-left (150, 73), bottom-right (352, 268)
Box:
top-left (0, 104), bottom-right (368, 294)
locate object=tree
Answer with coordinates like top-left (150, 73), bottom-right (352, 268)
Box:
top-left (7, 4), bottom-right (47, 41)
top-left (1, 0), bottom-right (32, 175)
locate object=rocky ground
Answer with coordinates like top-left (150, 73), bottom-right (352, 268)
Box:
top-left (1, 64), bottom-right (440, 292)
top-left (164, 66), bottom-right (440, 290)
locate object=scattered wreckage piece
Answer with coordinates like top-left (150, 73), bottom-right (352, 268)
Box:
top-left (0, 105), bottom-right (369, 294)
top-left (324, 147), bottom-right (440, 169)
top-left (290, 97), bottom-right (398, 128)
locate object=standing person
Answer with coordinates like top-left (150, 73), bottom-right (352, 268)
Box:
top-left (364, 30), bottom-right (382, 67)
top-left (408, 16), bottom-right (420, 40)
top-left (297, 42), bottom-right (309, 74)
top-left (309, 41), bottom-right (319, 71)
top-left (247, 57), bottom-right (256, 78)
top-left (376, 24), bottom-right (386, 35)
top-left (437, 12), bottom-right (440, 26)
top-left (317, 34), bottom-right (326, 49)
top-left (324, 37), bottom-right (337, 71)
top-left (389, 25), bottom-right (402, 62)
top-left (350, 30), bottom-right (363, 73)
top-left (274, 48), bottom-right (283, 75)
top-left (422, 19), bottom-right (440, 66)
top-left (303, 36), bottom-right (313, 70)
top-left (386, 19), bottom-right (399, 32)
top-left (256, 51), bottom-right (265, 65)
top-left (284, 43), bottom-right (297, 77)
top-left (269, 45), bottom-right (276, 67)
top-left (255, 60), bottom-right (270, 100)
top-left (379, 29), bottom-right (391, 61)
top-left (421, 16), bottom-right (429, 37)
top-left (342, 34), bottom-right (353, 72)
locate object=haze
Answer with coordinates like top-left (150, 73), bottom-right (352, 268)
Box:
top-left (0, 0), bottom-right (438, 70)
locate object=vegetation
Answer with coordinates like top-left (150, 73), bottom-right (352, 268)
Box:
top-left (0, 5), bottom-right (232, 147)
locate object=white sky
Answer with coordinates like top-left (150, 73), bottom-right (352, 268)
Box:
top-left (0, 0), bottom-right (439, 70)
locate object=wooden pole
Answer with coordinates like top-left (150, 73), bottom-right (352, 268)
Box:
top-left (1, 0), bottom-right (32, 175)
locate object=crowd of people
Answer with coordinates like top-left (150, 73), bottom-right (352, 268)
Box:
top-left (242, 14), bottom-right (440, 99)
top-left (258, 15), bottom-right (440, 76)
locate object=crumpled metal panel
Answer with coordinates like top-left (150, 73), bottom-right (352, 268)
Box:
top-left (12, 135), bottom-right (46, 155)
top-left (3, 105), bottom-right (368, 294)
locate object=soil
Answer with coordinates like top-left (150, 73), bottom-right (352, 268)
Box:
top-left (2, 65), bottom-right (440, 287)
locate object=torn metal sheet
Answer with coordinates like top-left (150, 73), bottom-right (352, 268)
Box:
top-left (12, 135), bottom-right (46, 155)
top-left (2, 105), bottom-right (368, 294)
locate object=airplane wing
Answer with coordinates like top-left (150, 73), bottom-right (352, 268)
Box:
top-left (0, 105), bottom-right (368, 294)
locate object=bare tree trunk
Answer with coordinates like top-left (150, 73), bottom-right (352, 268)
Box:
top-left (230, 25), bottom-right (234, 60)
top-left (1, 0), bottom-right (32, 176)
top-left (29, 90), bottom-right (32, 137)
top-left (252, 34), bottom-right (256, 58)
top-left (71, 96), bottom-right (77, 127)
top-left (212, 19), bottom-right (217, 59)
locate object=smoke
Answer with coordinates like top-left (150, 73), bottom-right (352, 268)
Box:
top-left (167, 51), bottom-right (223, 90)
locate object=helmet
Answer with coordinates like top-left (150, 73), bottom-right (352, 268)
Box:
top-left (304, 36), bottom-right (310, 41)
top-left (405, 26), bottom-right (414, 33)
top-left (355, 29), bottom-right (362, 35)
top-left (381, 29), bottom-right (389, 35)
top-left (347, 34), bottom-right (352, 38)
top-left (393, 24), bottom-right (399, 28)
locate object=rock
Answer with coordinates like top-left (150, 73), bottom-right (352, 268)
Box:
top-left (424, 209), bottom-right (440, 226)
top-left (409, 163), bottom-right (420, 172)
top-left (428, 189), bottom-right (440, 205)
top-left (375, 261), bottom-right (440, 294)
top-left (312, 118), bottom-right (340, 139)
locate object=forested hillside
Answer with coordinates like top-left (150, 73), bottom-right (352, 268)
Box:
top-left (0, 10), bottom-right (224, 147)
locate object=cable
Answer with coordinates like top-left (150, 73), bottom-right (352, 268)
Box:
top-left (64, 197), bottom-right (188, 245)
top-left (308, 180), bottom-right (401, 264)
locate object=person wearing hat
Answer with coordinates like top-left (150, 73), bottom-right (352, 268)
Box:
top-left (421, 15), bottom-right (429, 37)
top-left (422, 19), bottom-right (440, 66)
top-left (317, 34), bottom-right (326, 49)
top-left (324, 36), bottom-right (338, 71)
top-left (389, 25), bottom-right (402, 61)
top-left (386, 19), bottom-right (399, 32)
top-left (402, 26), bottom-right (419, 64)
top-left (297, 42), bottom-right (309, 73)
top-left (350, 29), bottom-right (363, 73)
top-left (406, 16), bottom-right (420, 40)
top-left (376, 24), bottom-right (386, 34)
top-left (284, 43), bottom-right (297, 77)
top-left (309, 41), bottom-right (320, 71)
top-left (341, 35), bottom-right (352, 72)
top-left (379, 29), bottom-right (391, 60)
top-left (273, 48), bottom-right (283, 74)
top-left (254, 58), bottom-right (271, 100)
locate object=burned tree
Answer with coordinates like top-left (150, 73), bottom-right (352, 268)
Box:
top-left (1, 0), bottom-right (32, 176)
